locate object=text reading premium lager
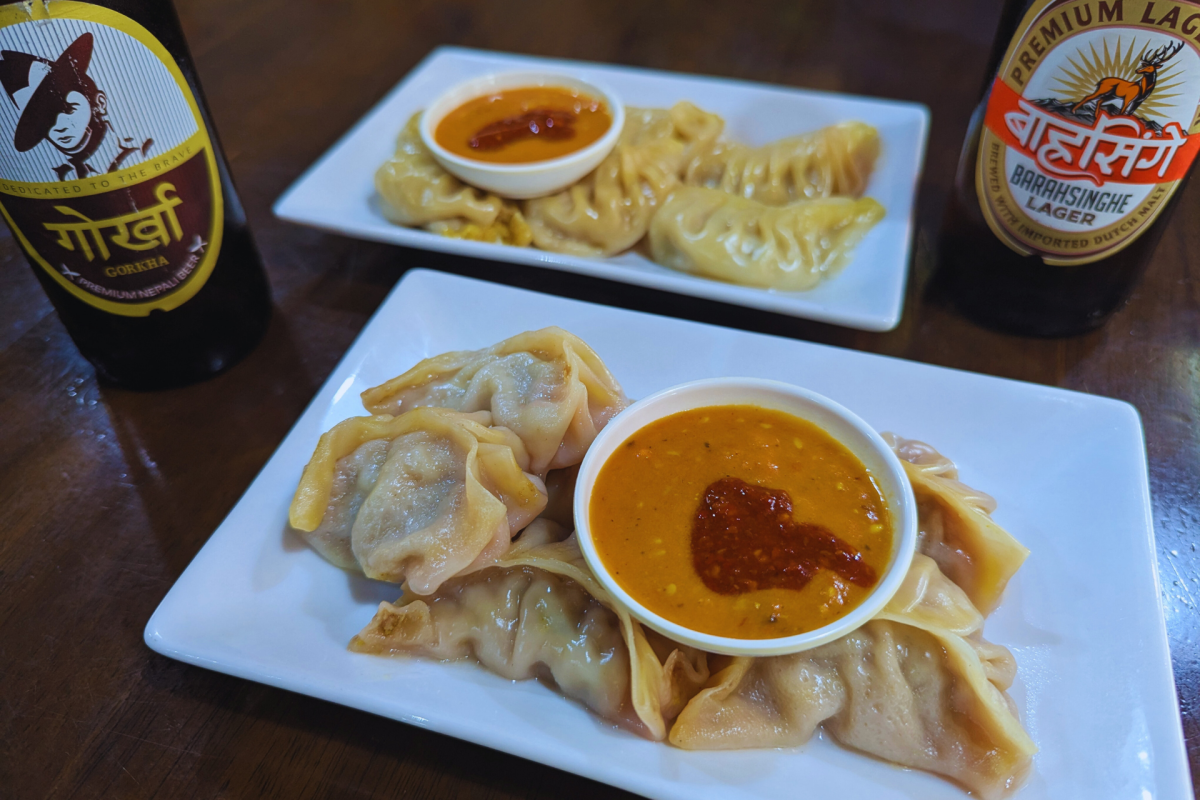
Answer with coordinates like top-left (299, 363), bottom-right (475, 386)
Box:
top-left (939, 0), bottom-right (1200, 336)
top-left (0, 1), bottom-right (269, 388)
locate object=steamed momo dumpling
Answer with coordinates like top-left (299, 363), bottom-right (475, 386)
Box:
top-left (882, 552), bottom-right (990, 636)
top-left (288, 408), bottom-right (547, 594)
top-left (351, 533), bottom-right (710, 740)
top-left (884, 434), bottom-right (1029, 615)
top-left (355, 561), bottom-right (636, 727)
top-left (523, 102), bottom-right (724, 257)
top-left (886, 434), bottom-right (1001, 513)
top-left (376, 114), bottom-right (533, 246)
top-left (360, 328), bottom-right (629, 476)
top-left (670, 621), bottom-right (1034, 799)
top-left (649, 186), bottom-right (884, 291)
top-left (669, 555), bottom-right (1035, 798)
top-left (685, 121), bottom-right (880, 203)
top-left (375, 114), bottom-right (503, 227)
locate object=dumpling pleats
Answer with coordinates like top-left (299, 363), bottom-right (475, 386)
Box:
top-left (523, 102), bottom-right (724, 257)
top-left (885, 434), bottom-right (1030, 615)
top-left (684, 120), bottom-right (880, 202)
top-left (375, 113), bottom-right (532, 245)
top-left (669, 556), bottom-right (1035, 798)
top-left (294, 436), bottom-right (390, 569)
top-left (649, 186), bottom-right (884, 291)
top-left (351, 534), bottom-right (710, 740)
top-left (881, 552), bottom-right (985, 636)
top-left (288, 408), bottom-right (547, 594)
top-left (360, 327), bottom-right (629, 475)
top-left (353, 565), bottom-right (637, 727)
top-left (325, 400), bottom-right (1034, 795)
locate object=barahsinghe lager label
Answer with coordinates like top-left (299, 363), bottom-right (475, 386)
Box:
top-left (0, 1), bottom-right (222, 315)
top-left (976, 0), bottom-right (1200, 265)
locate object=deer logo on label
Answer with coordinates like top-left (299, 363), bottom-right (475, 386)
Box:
top-left (1021, 37), bottom-right (1187, 135)
top-left (983, 33), bottom-right (1199, 190)
top-left (974, 0), bottom-right (1200, 266)
top-left (1071, 40), bottom-right (1184, 121)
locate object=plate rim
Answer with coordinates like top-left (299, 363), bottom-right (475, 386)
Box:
top-left (144, 268), bottom-right (1192, 800)
top-left (272, 46), bottom-right (932, 332)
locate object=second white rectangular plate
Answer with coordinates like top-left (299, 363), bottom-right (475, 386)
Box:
top-left (145, 269), bottom-right (1190, 800)
top-left (273, 47), bottom-right (929, 331)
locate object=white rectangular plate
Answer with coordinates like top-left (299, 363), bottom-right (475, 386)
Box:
top-left (273, 47), bottom-right (929, 332)
top-left (146, 269), bottom-right (1191, 800)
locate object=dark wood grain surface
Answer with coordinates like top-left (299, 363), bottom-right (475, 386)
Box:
top-left (1, 0), bottom-right (1197, 797)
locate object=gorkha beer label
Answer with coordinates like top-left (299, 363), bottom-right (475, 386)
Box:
top-left (976, 0), bottom-right (1200, 265)
top-left (0, 1), bottom-right (222, 315)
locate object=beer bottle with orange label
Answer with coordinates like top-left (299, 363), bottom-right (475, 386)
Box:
top-left (0, 1), bottom-right (270, 388)
top-left (938, 0), bottom-right (1200, 336)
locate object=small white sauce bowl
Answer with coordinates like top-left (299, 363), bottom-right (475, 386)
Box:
top-left (574, 378), bottom-right (918, 657)
top-left (418, 71), bottom-right (624, 199)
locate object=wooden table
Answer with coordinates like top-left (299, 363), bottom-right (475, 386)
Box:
top-left (2, 0), bottom-right (1197, 796)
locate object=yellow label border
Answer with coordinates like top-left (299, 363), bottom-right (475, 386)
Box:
top-left (0, 1), bottom-right (223, 317)
top-left (977, 0), bottom-right (1199, 266)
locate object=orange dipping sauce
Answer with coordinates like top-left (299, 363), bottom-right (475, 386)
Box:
top-left (589, 405), bottom-right (892, 640)
top-left (434, 86), bottom-right (611, 164)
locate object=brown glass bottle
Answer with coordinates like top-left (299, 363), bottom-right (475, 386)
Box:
top-left (0, 0), bottom-right (269, 389)
top-left (938, 0), bottom-right (1199, 337)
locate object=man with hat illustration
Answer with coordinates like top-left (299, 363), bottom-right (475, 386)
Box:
top-left (0, 32), bottom-right (152, 181)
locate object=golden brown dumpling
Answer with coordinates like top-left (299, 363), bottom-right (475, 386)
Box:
top-left (649, 186), bottom-right (884, 291)
top-left (684, 121), bottom-right (880, 203)
top-left (376, 114), bottom-right (532, 244)
top-left (522, 102), bottom-right (724, 257)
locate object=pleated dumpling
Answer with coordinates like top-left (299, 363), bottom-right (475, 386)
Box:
top-left (684, 121), bottom-right (880, 203)
top-left (649, 186), bottom-right (884, 291)
top-left (881, 552), bottom-right (984, 636)
top-left (360, 328), bottom-right (629, 476)
top-left (884, 434), bottom-right (1029, 615)
top-left (375, 114), bottom-right (533, 246)
top-left (669, 556), bottom-right (1035, 799)
top-left (288, 408), bottom-right (547, 594)
top-left (351, 533), bottom-right (710, 741)
top-left (523, 102), bottom-right (724, 257)
top-left (670, 620), bottom-right (1034, 798)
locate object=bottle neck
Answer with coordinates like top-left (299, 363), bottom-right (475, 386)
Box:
top-left (978, 0), bottom-right (1039, 99)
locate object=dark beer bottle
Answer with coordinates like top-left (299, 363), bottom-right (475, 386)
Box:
top-left (938, 0), bottom-right (1200, 337)
top-left (0, 1), bottom-right (270, 388)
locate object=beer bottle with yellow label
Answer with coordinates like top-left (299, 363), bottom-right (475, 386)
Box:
top-left (0, 1), bottom-right (270, 388)
top-left (938, 0), bottom-right (1200, 336)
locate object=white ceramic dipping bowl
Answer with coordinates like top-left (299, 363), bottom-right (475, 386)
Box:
top-left (574, 378), bottom-right (918, 657)
top-left (418, 71), bottom-right (624, 199)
